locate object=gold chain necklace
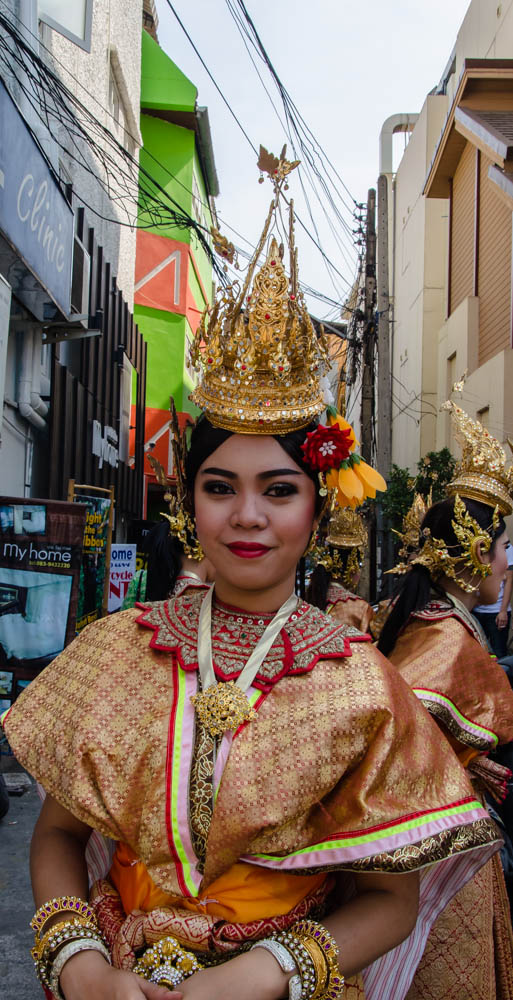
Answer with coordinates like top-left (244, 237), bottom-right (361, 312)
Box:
top-left (191, 586), bottom-right (298, 738)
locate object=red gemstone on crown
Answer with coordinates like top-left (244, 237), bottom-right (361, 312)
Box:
top-left (265, 313), bottom-right (270, 320)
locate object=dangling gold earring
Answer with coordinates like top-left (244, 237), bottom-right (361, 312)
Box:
top-left (183, 511), bottom-right (205, 562)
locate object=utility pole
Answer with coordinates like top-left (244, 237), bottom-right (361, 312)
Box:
top-left (360, 189), bottom-right (376, 462)
top-left (359, 189), bottom-right (377, 601)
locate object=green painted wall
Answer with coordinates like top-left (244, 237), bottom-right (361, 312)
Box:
top-left (141, 30), bottom-right (196, 113)
top-left (139, 115), bottom-right (194, 241)
top-left (134, 306), bottom-right (185, 409)
top-left (138, 30), bottom-right (215, 421)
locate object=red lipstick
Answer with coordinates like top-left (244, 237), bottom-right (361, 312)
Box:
top-left (226, 542), bottom-right (271, 559)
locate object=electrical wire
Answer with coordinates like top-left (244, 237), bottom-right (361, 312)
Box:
top-left (162, 0), bottom-right (356, 293)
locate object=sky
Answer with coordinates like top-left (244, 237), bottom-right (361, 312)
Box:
top-left (155, 0), bottom-right (471, 318)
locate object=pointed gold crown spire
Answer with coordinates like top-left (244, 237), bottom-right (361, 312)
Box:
top-left (325, 507), bottom-right (368, 550)
top-left (189, 146), bottom-right (329, 434)
top-left (443, 401), bottom-right (513, 516)
top-left (396, 492), bottom-right (429, 559)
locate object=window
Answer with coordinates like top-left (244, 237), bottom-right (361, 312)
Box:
top-left (119, 353), bottom-right (135, 464)
top-left (38, 0), bottom-right (93, 52)
top-left (109, 69), bottom-right (121, 126)
top-left (477, 406), bottom-right (490, 430)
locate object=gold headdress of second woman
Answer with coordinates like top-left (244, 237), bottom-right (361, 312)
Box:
top-left (408, 402), bottom-right (513, 592)
top-left (188, 144), bottom-right (386, 509)
top-left (312, 506), bottom-right (368, 586)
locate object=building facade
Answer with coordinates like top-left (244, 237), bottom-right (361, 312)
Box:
top-left (135, 28), bottom-right (218, 517)
top-left (0, 0), bottom-right (147, 532)
top-left (381, 0), bottom-right (513, 474)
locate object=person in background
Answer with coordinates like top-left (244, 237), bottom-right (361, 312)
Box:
top-left (377, 401), bottom-right (513, 998)
top-left (306, 506), bottom-right (374, 633)
top-left (473, 540), bottom-right (513, 658)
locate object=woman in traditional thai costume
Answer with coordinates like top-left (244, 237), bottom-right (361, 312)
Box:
top-left (0, 155), bottom-right (504, 1000)
top-left (378, 402), bottom-right (513, 999)
top-left (307, 507), bottom-right (374, 633)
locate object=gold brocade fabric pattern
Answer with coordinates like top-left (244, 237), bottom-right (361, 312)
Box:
top-left (136, 589), bottom-right (354, 687)
top-left (189, 710), bottom-right (217, 873)
top-left (326, 584), bottom-right (374, 634)
top-left (405, 856), bottom-right (495, 999)
top-left (2, 608), bottom-right (498, 898)
top-left (389, 607), bottom-right (513, 748)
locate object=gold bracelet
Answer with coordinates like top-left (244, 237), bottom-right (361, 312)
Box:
top-left (301, 935), bottom-right (329, 999)
top-left (32, 917), bottom-right (98, 962)
top-left (32, 920), bottom-right (105, 988)
top-left (31, 896), bottom-right (97, 935)
top-left (292, 920), bottom-right (344, 1000)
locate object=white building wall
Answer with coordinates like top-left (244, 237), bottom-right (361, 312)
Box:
top-left (389, 94), bottom-right (448, 470)
top-left (39, 0), bottom-right (143, 305)
top-left (387, 0), bottom-right (513, 475)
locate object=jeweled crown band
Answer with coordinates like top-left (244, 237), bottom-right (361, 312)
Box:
top-left (443, 401), bottom-right (513, 516)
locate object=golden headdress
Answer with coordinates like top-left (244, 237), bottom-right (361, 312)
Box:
top-left (387, 492), bottom-right (430, 575)
top-left (189, 146), bottom-right (328, 434)
top-left (326, 507), bottom-right (368, 550)
top-left (443, 401), bottom-right (513, 516)
top-left (409, 494), bottom-right (500, 594)
top-left (311, 506), bottom-right (367, 585)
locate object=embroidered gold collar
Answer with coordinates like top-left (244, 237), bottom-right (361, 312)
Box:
top-left (137, 589), bottom-right (364, 690)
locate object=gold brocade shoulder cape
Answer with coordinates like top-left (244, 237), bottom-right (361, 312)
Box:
top-left (388, 598), bottom-right (513, 752)
top-left (326, 582), bottom-right (374, 634)
top-left (2, 593), bottom-right (499, 899)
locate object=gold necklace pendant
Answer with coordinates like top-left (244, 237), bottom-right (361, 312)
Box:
top-left (191, 681), bottom-right (257, 738)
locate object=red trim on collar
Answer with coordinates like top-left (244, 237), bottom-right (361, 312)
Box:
top-left (136, 591), bottom-right (357, 690)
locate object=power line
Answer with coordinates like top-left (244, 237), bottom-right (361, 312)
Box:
top-left (163, 0), bottom-right (355, 292)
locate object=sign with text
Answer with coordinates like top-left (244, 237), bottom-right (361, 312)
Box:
top-left (108, 544), bottom-right (136, 612)
top-left (0, 498), bottom-right (85, 684)
top-left (75, 496), bottom-right (111, 632)
top-left (0, 80), bottom-right (73, 315)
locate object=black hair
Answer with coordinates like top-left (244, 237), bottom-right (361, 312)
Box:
top-left (377, 496), bottom-right (506, 657)
top-left (144, 519), bottom-right (184, 601)
top-left (306, 550), bottom-right (352, 610)
top-left (185, 416), bottom-right (324, 515)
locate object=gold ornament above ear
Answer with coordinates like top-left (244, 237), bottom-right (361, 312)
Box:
top-left (148, 399), bottom-right (205, 562)
top-left (408, 494), bottom-right (499, 594)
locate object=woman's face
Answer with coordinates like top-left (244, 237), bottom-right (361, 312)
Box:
top-left (193, 434), bottom-right (317, 609)
top-left (476, 530), bottom-right (510, 605)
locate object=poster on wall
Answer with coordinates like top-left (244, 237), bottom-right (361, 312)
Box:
top-left (75, 496), bottom-right (111, 633)
top-left (0, 498), bottom-right (86, 688)
top-left (108, 544), bottom-right (137, 612)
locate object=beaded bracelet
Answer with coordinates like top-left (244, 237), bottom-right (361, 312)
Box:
top-left (31, 896), bottom-right (97, 935)
top-left (33, 921), bottom-right (106, 988)
top-left (32, 917), bottom-right (98, 963)
top-left (251, 939), bottom-right (302, 1000)
top-left (49, 938), bottom-right (111, 1000)
top-left (292, 920), bottom-right (344, 1000)
top-left (274, 930), bottom-right (317, 999)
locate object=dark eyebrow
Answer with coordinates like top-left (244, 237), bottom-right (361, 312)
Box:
top-left (200, 467), bottom-right (302, 481)
top-left (201, 467), bottom-right (237, 479)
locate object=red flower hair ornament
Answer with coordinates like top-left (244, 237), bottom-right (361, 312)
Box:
top-left (301, 408), bottom-right (388, 509)
top-left (301, 424), bottom-right (352, 472)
